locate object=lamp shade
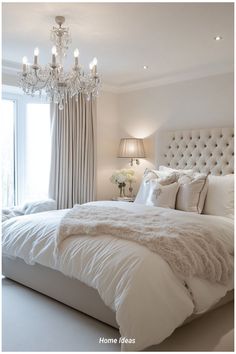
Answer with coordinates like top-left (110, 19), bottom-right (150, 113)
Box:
top-left (118, 138), bottom-right (146, 158)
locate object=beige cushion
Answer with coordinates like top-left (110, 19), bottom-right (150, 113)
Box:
top-left (203, 174), bottom-right (234, 218)
top-left (176, 174), bottom-right (208, 213)
top-left (159, 166), bottom-right (208, 213)
top-left (146, 180), bottom-right (179, 209)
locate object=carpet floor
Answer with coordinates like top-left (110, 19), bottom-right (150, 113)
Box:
top-left (2, 277), bottom-right (234, 352)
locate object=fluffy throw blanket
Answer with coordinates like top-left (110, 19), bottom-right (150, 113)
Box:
top-left (55, 204), bottom-right (233, 284)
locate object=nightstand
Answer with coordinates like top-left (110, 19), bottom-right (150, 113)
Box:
top-left (112, 197), bottom-right (135, 202)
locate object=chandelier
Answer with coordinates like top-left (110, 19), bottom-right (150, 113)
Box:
top-left (18, 16), bottom-right (101, 110)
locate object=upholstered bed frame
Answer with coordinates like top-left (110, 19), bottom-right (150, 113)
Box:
top-left (3, 127), bottom-right (234, 341)
top-left (156, 127), bottom-right (234, 175)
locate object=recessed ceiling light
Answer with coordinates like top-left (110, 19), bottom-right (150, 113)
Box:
top-left (214, 36), bottom-right (223, 41)
top-left (143, 65), bottom-right (148, 70)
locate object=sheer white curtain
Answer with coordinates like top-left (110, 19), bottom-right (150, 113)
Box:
top-left (49, 94), bottom-right (96, 209)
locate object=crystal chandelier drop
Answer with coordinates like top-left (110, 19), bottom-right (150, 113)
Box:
top-left (18, 16), bottom-right (101, 110)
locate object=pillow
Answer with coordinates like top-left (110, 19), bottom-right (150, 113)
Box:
top-left (146, 180), bottom-right (179, 209)
top-left (134, 174), bottom-right (153, 204)
top-left (159, 166), bottom-right (209, 213)
top-left (23, 199), bottom-right (57, 215)
top-left (144, 168), bottom-right (175, 178)
top-left (144, 169), bottom-right (178, 184)
top-left (203, 174), bottom-right (234, 219)
top-left (134, 170), bottom-right (178, 205)
top-left (2, 206), bottom-right (24, 222)
top-left (159, 165), bottom-right (193, 176)
top-left (176, 173), bottom-right (208, 213)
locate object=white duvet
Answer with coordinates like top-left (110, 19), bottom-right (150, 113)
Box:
top-left (2, 201), bottom-right (234, 351)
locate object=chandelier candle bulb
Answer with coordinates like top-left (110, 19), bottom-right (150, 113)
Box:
top-left (92, 57), bottom-right (98, 76)
top-left (34, 48), bottom-right (39, 65)
top-left (74, 48), bottom-right (79, 66)
top-left (93, 57), bottom-right (98, 65)
top-left (89, 62), bottom-right (93, 73)
top-left (52, 46), bottom-right (57, 66)
top-left (22, 56), bottom-right (28, 74)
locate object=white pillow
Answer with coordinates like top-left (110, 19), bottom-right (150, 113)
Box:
top-left (134, 170), bottom-right (177, 205)
top-left (146, 180), bottom-right (179, 209)
top-left (203, 174), bottom-right (234, 219)
top-left (2, 206), bottom-right (24, 222)
top-left (23, 199), bottom-right (57, 215)
top-left (144, 168), bottom-right (175, 179)
top-left (176, 173), bottom-right (208, 213)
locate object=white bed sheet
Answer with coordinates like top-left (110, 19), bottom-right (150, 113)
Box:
top-left (2, 201), bottom-right (234, 351)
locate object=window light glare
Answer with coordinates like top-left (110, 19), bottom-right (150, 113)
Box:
top-left (214, 36), bottom-right (223, 41)
top-left (143, 65), bottom-right (148, 70)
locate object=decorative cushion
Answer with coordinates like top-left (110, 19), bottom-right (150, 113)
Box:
top-left (146, 180), bottom-right (179, 209)
top-left (176, 173), bottom-right (208, 213)
top-left (144, 169), bottom-right (178, 184)
top-left (203, 174), bottom-right (234, 219)
top-left (134, 169), bottom-right (178, 205)
top-left (159, 166), bottom-right (208, 213)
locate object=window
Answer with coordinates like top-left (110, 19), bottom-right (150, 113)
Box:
top-left (1, 94), bottom-right (51, 207)
top-left (1, 99), bottom-right (15, 207)
top-left (25, 103), bottom-right (51, 202)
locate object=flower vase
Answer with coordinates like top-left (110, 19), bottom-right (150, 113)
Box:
top-left (118, 183), bottom-right (126, 198)
top-left (129, 182), bottom-right (133, 197)
top-left (122, 186), bottom-right (126, 197)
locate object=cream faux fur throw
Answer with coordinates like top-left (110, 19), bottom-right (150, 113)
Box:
top-left (55, 205), bottom-right (233, 284)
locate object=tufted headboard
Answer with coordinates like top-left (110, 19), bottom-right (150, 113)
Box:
top-left (157, 127), bottom-right (234, 176)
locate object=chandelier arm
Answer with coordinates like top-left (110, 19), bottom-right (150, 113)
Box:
top-left (33, 70), bottom-right (52, 91)
top-left (34, 70), bottom-right (46, 84)
top-left (24, 72), bottom-right (39, 88)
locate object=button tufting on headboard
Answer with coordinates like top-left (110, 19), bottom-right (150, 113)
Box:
top-left (157, 127), bottom-right (234, 176)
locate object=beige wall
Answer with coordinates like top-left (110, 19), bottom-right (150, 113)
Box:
top-left (117, 72), bottom-right (234, 194)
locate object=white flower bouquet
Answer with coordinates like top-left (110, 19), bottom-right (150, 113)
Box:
top-left (110, 169), bottom-right (136, 197)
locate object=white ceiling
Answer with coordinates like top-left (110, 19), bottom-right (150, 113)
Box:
top-left (2, 2), bottom-right (234, 91)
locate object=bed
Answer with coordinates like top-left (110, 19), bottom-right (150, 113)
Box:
top-left (2, 127), bottom-right (234, 351)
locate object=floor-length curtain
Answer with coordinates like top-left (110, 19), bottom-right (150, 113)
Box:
top-left (49, 94), bottom-right (96, 209)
